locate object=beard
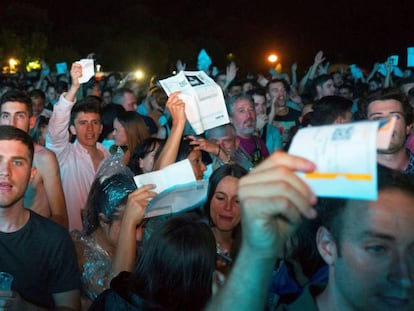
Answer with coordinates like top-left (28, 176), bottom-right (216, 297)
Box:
top-left (377, 133), bottom-right (406, 155)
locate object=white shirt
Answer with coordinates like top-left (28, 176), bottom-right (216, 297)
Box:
top-left (46, 94), bottom-right (110, 231)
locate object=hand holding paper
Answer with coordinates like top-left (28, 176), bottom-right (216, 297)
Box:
top-left (159, 71), bottom-right (229, 134)
top-left (133, 159), bottom-right (208, 218)
top-left (75, 59), bottom-right (95, 84)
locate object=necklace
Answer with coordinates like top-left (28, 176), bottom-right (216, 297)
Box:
top-left (216, 242), bottom-right (229, 255)
top-left (276, 107), bottom-right (289, 116)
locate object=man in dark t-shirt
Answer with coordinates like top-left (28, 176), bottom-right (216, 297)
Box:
top-left (0, 125), bottom-right (81, 310)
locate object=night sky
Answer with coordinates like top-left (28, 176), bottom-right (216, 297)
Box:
top-left (3, 0), bottom-right (414, 77)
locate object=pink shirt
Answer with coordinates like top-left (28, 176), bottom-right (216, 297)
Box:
top-left (46, 95), bottom-right (110, 231)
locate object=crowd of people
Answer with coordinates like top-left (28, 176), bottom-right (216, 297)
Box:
top-left (0, 49), bottom-right (414, 310)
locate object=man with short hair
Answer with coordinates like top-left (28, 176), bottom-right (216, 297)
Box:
top-left (29, 89), bottom-right (52, 119)
top-left (310, 95), bottom-right (353, 126)
top-left (205, 123), bottom-right (254, 171)
top-left (313, 74), bottom-right (336, 100)
top-left (363, 88), bottom-right (414, 174)
top-left (0, 125), bottom-right (81, 310)
top-left (206, 152), bottom-right (414, 311)
top-left (248, 87), bottom-right (282, 153)
top-left (46, 63), bottom-right (110, 231)
top-left (0, 89), bottom-right (68, 228)
top-left (227, 94), bottom-right (269, 166)
top-left (265, 79), bottom-right (301, 147)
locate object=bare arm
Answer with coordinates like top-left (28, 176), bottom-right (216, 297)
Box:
top-left (37, 149), bottom-right (68, 228)
top-left (308, 50), bottom-right (325, 80)
top-left (206, 152), bottom-right (317, 311)
top-left (65, 63), bottom-right (82, 102)
top-left (52, 289), bottom-right (81, 311)
top-left (112, 185), bottom-right (156, 274)
top-left (153, 92), bottom-right (186, 170)
top-left (221, 62), bottom-right (238, 94)
top-left (188, 136), bottom-right (230, 163)
top-left (383, 60), bottom-right (393, 88)
top-left (298, 51), bottom-right (325, 95)
top-left (366, 63), bottom-right (380, 82)
top-left (46, 63), bottom-right (82, 157)
top-left (0, 289), bottom-right (80, 311)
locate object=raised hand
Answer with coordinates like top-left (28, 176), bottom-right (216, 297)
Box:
top-left (238, 151), bottom-right (317, 258)
top-left (70, 62), bottom-right (83, 88)
top-left (123, 185), bottom-right (157, 227)
top-left (176, 59), bottom-right (186, 72)
top-left (226, 62), bottom-right (238, 84)
top-left (313, 50), bottom-right (325, 66)
top-left (188, 135), bottom-right (219, 155)
top-left (256, 114), bottom-right (268, 131)
top-left (166, 92), bottom-right (186, 126)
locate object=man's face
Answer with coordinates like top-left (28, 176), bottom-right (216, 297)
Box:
top-left (266, 82), bottom-right (287, 107)
top-left (0, 140), bottom-right (35, 209)
top-left (187, 150), bottom-right (207, 180)
top-left (332, 72), bottom-right (344, 87)
top-left (213, 127), bottom-right (236, 155)
top-left (122, 92), bottom-right (137, 111)
top-left (243, 82), bottom-right (254, 93)
top-left (0, 102), bottom-right (34, 133)
top-left (252, 94), bottom-right (267, 115)
top-left (102, 91), bottom-right (112, 105)
top-left (31, 97), bottom-right (45, 116)
top-left (368, 99), bottom-right (411, 154)
top-left (323, 189), bottom-right (414, 311)
top-left (318, 79), bottom-right (336, 98)
top-left (231, 99), bottom-right (256, 138)
top-left (229, 85), bottom-right (242, 98)
top-left (338, 87), bottom-right (353, 100)
top-left (69, 112), bottom-right (102, 148)
top-left (46, 86), bottom-right (57, 100)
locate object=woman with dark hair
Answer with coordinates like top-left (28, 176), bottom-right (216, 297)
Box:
top-left (128, 137), bottom-right (165, 175)
top-left (89, 213), bottom-right (216, 311)
top-left (71, 154), bottom-right (156, 310)
top-left (99, 103), bottom-right (124, 151)
top-left (203, 163), bottom-right (248, 275)
top-left (113, 110), bottom-right (150, 165)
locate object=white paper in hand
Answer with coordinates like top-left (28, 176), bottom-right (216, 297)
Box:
top-left (76, 59), bottom-right (95, 84)
top-left (288, 121), bottom-right (380, 200)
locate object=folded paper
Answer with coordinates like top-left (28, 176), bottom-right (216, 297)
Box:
top-left (288, 118), bottom-right (395, 200)
top-left (159, 70), bottom-right (229, 134)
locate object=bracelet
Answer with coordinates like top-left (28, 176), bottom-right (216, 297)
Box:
top-left (216, 146), bottom-right (221, 157)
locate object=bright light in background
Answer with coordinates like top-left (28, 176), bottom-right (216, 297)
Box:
top-left (134, 70), bottom-right (144, 80)
top-left (26, 60), bottom-right (41, 72)
top-left (267, 54), bottom-right (278, 63)
top-left (9, 58), bottom-right (17, 66)
top-left (8, 58), bottom-right (19, 73)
